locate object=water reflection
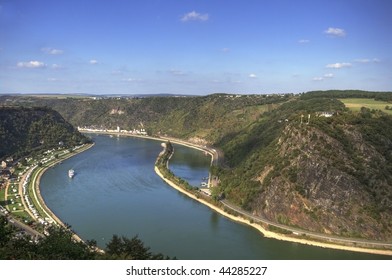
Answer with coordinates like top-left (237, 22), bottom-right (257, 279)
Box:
top-left (39, 135), bottom-right (390, 260)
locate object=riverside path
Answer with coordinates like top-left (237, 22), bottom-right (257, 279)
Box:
top-left (221, 199), bottom-right (392, 250)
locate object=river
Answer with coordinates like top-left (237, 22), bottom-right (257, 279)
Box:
top-left (39, 135), bottom-right (388, 259)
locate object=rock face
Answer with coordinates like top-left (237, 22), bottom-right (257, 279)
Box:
top-left (253, 122), bottom-right (392, 240)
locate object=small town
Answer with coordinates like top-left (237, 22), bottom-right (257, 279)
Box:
top-left (1, 143), bottom-right (91, 239)
top-left (77, 126), bottom-right (148, 136)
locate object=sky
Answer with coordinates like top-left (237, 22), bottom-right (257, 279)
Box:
top-left (0, 0), bottom-right (391, 95)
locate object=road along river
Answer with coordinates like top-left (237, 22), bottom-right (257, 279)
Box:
top-left (39, 134), bottom-right (390, 259)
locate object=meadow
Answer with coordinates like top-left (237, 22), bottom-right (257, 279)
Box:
top-left (339, 98), bottom-right (392, 115)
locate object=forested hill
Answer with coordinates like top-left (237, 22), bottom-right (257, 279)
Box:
top-left (215, 94), bottom-right (392, 240)
top-left (0, 93), bottom-right (290, 145)
top-left (0, 106), bottom-right (89, 160)
top-left (2, 91), bottom-right (392, 240)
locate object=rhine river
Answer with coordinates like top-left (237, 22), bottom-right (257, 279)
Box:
top-left (40, 135), bottom-right (387, 259)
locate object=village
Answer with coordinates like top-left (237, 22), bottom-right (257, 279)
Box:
top-left (77, 126), bottom-right (148, 136)
top-left (0, 143), bottom-right (91, 237)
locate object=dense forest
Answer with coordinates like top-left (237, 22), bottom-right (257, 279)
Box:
top-left (0, 216), bottom-right (171, 260)
top-left (0, 106), bottom-right (89, 160)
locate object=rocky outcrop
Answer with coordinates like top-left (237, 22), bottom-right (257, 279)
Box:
top-left (252, 123), bottom-right (392, 240)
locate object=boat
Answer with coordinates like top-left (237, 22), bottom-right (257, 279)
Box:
top-left (68, 169), bottom-right (75, 178)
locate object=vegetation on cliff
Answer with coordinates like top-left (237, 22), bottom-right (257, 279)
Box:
top-left (214, 95), bottom-right (392, 240)
top-left (1, 93), bottom-right (290, 144)
top-left (0, 106), bottom-right (90, 160)
top-left (2, 90), bottom-right (392, 240)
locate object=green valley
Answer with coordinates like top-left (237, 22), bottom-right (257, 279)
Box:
top-left (2, 90), bottom-right (392, 242)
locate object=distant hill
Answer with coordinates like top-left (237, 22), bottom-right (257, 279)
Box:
top-left (0, 93), bottom-right (290, 145)
top-left (0, 106), bottom-right (89, 160)
top-left (2, 90), bottom-right (392, 240)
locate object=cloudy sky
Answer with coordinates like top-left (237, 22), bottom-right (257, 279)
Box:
top-left (0, 0), bottom-right (391, 95)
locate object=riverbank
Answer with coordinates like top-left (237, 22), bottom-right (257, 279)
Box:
top-left (17, 143), bottom-right (95, 244)
top-left (80, 129), bottom-right (392, 256)
top-left (79, 129), bottom-right (217, 157)
top-left (154, 142), bottom-right (392, 257)
top-left (33, 143), bottom-right (95, 242)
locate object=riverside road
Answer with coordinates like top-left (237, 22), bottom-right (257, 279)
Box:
top-left (0, 209), bottom-right (43, 239)
top-left (220, 199), bottom-right (392, 250)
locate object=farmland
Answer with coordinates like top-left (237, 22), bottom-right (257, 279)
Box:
top-left (340, 98), bottom-right (392, 115)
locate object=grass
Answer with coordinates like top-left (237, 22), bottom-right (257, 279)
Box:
top-left (27, 166), bottom-right (53, 219)
top-left (339, 98), bottom-right (392, 115)
top-left (0, 187), bottom-right (6, 204)
top-left (12, 210), bottom-right (32, 221)
top-left (7, 184), bottom-right (18, 195)
top-left (0, 144), bottom-right (92, 232)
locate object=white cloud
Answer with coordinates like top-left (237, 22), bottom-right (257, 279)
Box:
top-left (298, 39), bottom-right (310, 44)
top-left (181, 11), bottom-right (209, 22)
top-left (123, 78), bottom-right (142, 82)
top-left (17, 60), bottom-right (46, 68)
top-left (89, 59), bottom-right (98, 65)
top-left (313, 73), bottom-right (334, 81)
top-left (326, 62), bottom-right (352, 69)
top-left (354, 58), bottom-right (380, 63)
top-left (169, 69), bottom-right (186, 76)
top-left (51, 64), bottom-right (63, 69)
top-left (249, 73), bottom-right (257, 79)
top-left (324, 27), bottom-right (346, 37)
top-left (42, 47), bottom-right (64, 55)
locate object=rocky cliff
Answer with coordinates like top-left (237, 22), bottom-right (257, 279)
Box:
top-left (218, 103), bottom-right (392, 240)
top-left (256, 122), bottom-right (392, 239)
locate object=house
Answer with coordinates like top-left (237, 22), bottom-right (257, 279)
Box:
top-left (0, 169), bottom-right (11, 179)
top-left (317, 111), bottom-right (334, 118)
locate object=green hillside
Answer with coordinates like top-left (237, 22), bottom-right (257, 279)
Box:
top-left (0, 94), bottom-right (289, 144)
top-left (2, 91), bottom-right (392, 240)
top-left (0, 106), bottom-right (89, 160)
top-left (215, 95), bottom-right (392, 240)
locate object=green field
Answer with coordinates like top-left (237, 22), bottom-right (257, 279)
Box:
top-left (0, 187), bottom-right (5, 205)
top-left (339, 98), bottom-right (392, 115)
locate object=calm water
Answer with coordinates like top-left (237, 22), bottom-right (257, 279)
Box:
top-left (40, 135), bottom-right (389, 259)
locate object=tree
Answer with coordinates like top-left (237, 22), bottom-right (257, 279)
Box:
top-left (105, 234), bottom-right (169, 260)
top-left (35, 226), bottom-right (95, 259)
top-left (0, 216), bottom-right (11, 246)
top-left (105, 234), bottom-right (123, 256)
top-left (0, 218), bottom-right (171, 260)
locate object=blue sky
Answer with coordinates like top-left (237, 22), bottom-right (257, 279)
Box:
top-left (1, 0), bottom-right (391, 95)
